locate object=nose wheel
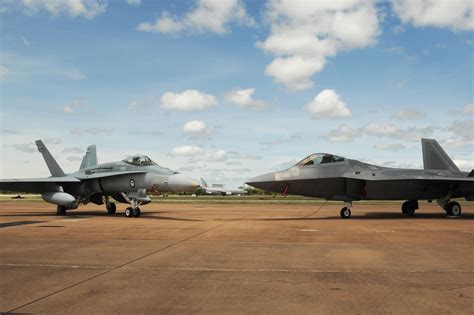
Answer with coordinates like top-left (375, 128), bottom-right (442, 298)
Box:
top-left (340, 206), bottom-right (351, 219)
top-left (125, 207), bottom-right (141, 218)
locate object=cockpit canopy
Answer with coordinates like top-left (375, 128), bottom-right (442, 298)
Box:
top-left (122, 155), bottom-right (157, 166)
top-left (296, 153), bottom-right (345, 166)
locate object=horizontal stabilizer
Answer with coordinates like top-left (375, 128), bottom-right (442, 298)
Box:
top-left (80, 145), bottom-right (97, 170)
top-left (35, 140), bottom-right (66, 177)
top-left (421, 139), bottom-right (459, 172)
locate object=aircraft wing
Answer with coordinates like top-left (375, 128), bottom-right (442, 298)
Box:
top-left (343, 172), bottom-right (474, 182)
top-left (0, 176), bottom-right (81, 193)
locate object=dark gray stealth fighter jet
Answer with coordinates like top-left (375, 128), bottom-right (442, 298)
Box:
top-left (0, 140), bottom-right (199, 217)
top-left (246, 139), bottom-right (473, 219)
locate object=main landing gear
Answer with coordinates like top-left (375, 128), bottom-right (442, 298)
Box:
top-left (438, 197), bottom-right (462, 217)
top-left (401, 200), bottom-right (418, 216)
top-left (56, 205), bottom-right (67, 216)
top-left (400, 198), bottom-right (462, 218)
top-left (104, 196), bottom-right (116, 215)
top-left (340, 202), bottom-right (352, 219)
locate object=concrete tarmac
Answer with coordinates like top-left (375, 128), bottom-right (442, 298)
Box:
top-left (0, 201), bottom-right (473, 314)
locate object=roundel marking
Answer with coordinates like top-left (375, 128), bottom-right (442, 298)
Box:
top-left (130, 179), bottom-right (135, 188)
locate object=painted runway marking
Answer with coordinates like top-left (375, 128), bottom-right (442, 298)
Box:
top-left (2, 263), bottom-right (472, 274)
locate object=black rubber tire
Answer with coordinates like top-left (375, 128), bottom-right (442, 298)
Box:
top-left (402, 200), bottom-right (417, 216)
top-left (56, 205), bottom-right (66, 216)
top-left (125, 207), bottom-right (133, 218)
top-left (401, 201), bottom-right (409, 215)
top-left (446, 202), bottom-right (462, 217)
top-left (107, 203), bottom-right (116, 214)
top-left (406, 206), bottom-right (415, 216)
top-left (340, 207), bottom-right (351, 219)
top-left (133, 208), bottom-right (141, 217)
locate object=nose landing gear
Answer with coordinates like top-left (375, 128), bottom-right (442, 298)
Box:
top-left (340, 202), bottom-right (352, 219)
top-left (125, 207), bottom-right (141, 218)
top-left (120, 192), bottom-right (143, 218)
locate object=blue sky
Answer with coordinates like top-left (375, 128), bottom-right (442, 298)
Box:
top-left (1, 0), bottom-right (473, 186)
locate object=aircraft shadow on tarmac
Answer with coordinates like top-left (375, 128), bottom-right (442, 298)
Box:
top-left (0, 211), bottom-right (202, 221)
top-left (0, 211), bottom-right (472, 221)
top-left (257, 212), bottom-right (474, 221)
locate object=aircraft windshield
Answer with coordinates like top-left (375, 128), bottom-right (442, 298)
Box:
top-left (122, 155), bottom-right (157, 166)
top-left (296, 154), bottom-right (345, 166)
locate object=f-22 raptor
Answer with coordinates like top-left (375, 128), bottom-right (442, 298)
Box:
top-left (247, 139), bottom-right (474, 219)
top-left (0, 140), bottom-right (199, 217)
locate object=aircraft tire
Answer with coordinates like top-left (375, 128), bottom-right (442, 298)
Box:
top-left (133, 208), bottom-right (141, 217)
top-left (107, 203), bottom-right (116, 214)
top-left (446, 202), bottom-right (462, 217)
top-left (401, 201), bottom-right (409, 215)
top-left (402, 200), bottom-right (416, 216)
top-left (340, 207), bottom-right (351, 219)
top-left (56, 205), bottom-right (67, 216)
top-left (125, 207), bottom-right (133, 218)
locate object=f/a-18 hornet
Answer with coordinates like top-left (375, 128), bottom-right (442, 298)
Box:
top-left (0, 140), bottom-right (199, 217)
top-left (246, 139), bottom-right (473, 219)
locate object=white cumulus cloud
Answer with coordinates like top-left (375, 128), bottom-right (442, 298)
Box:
top-left (325, 125), bottom-right (359, 143)
top-left (137, 0), bottom-right (255, 34)
top-left (363, 123), bottom-right (398, 136)
top-left (126, 0), bottom-right (140, 6)
top-left (182, 120), bottom-right (207, 135)
top-left (393, 110), bottom-right (425, 120)
top-left (306, 89), bottom-right (351, 119)
top-left (257, 0), bottom-right (380, 90)
top-left (160, 89), bottom-right (217, 112)
top-left (170, 145), bottom-right (204, 157)
top-left (392, 0), bottom-right (474, 31)
top-left (64, 100), bottom-right (87, 114)
top-left (224, 88), bottom-right (265, 108)
top-left (17, 0), bottom-right (106, 18)
top-left (463, 103), bottom-right (474, 114)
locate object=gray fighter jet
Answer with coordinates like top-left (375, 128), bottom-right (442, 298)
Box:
top-left (0, 140), bottom-right (199, 217)
top-left (246, 139), bottom-right (473, 219)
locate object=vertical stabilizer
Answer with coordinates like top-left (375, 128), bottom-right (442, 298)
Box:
top-left (200, 178), bottom-right (209, 188)
top-left (422, 139), bottom-right (459, 172)
top-left (35, 140), bottom-right (66, 177)
top-left (79, 145), bottom-right (97, 170)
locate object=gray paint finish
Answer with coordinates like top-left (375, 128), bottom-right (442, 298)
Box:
top-left (246, 139), bottom-right (473, 218)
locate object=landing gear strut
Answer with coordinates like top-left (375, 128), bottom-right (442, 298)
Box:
top-left (56, 205), bottom-right (67, 216)
top-left (401, 200), bottom-right (418, 216)
top-left (340, 202), bottom-right (352, 219)
top-left (120, 193), bottom-right (142, 218)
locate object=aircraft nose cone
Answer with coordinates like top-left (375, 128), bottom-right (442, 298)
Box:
top-left (168, 174), bottom-right (199, 192)
top-left (246, 172), bottom-right (276, 191)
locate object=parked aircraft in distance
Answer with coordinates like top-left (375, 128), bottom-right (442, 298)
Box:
top-left (0, 141), bottom-right (199, 217)
top-left (200, 178), bottom-right (248, 196)
top-left (246, 139), bottom-right (473, 219)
